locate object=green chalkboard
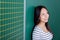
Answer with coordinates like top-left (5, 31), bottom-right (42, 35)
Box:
top-left (26, 0), bottom-right (60, 40)
top-left (0, 0), bottom-right (24, 40)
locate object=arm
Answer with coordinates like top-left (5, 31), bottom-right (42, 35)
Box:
top-left (32, 30), bottom-right (41, 40)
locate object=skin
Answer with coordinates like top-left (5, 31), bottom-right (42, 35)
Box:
top-left (37, 8), bottom-right (49, 33)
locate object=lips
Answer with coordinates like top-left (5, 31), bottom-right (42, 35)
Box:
top-left (44, 19), bottom-right (48, 20)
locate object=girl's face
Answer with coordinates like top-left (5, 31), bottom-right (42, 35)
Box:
top-left (39, 8), bottom-right (49, 23)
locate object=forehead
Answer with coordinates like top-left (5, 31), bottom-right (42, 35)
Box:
top-left (41, 8), bottom-right (48, 13)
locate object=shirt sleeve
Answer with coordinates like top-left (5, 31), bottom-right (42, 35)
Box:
top-left (32, 27), bottom-right (41, 40)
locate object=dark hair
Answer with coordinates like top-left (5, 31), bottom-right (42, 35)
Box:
top-left (31, 6), bottom-right (53, 40)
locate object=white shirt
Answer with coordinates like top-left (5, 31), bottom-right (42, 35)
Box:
top-left (32, 25), bottom-right (53, 40)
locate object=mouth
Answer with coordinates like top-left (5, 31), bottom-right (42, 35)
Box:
top-left (44, 19), bottom-right (48, 20)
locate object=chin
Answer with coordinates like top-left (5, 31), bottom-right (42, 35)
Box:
top-left (42, 19), bottom-right (48, 23)
top-left (44, 20), bottom-right (48, 23)
top-left (41, 20), bottom-right (48, 23)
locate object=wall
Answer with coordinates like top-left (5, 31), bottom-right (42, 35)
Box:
top-left (26, 0), bottom-right (60, 40)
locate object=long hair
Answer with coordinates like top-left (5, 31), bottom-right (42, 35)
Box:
top-left (31, 6), bottom-right (53, 40)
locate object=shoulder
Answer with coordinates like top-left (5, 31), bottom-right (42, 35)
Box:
top-left (32, 25), bottom-right (42, 35)
top-left (33, 25), bottom-right (42, 32)
top-left (32, 25), bottom-right (42, 40)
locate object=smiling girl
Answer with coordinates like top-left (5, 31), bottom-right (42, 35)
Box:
top-left (32, 6), bottom-right (53, 40)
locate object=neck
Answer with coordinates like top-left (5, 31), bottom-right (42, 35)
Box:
top-left (38, 22), bottom-right (46, 27)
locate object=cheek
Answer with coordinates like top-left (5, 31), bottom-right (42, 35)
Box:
top-left (40, 15), bottom-right (49, 22)
top-left (46, 14), bottom-right (49, 19)
top-left (39, 14), bottom-right (49, 22)
top-left (48, 15), bottom-right (49, 18)
top-left (40, 16), bottom-right (45, 21)
top-left (42, 14), bottom-right (49, 19)
top-left (40, 15), bottom-right (45, 19)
